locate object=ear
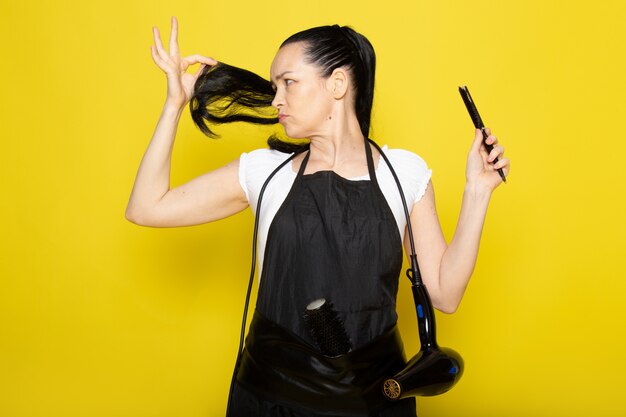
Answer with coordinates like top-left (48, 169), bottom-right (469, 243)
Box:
top-left (326, 68), bottom-right (349, 99)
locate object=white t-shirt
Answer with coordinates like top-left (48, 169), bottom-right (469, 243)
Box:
top-left (238, 145), bottom-right (433, 278)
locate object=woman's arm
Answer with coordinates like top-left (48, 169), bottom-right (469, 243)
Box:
top-left (125, 16), bottom-right (248, 227)
top-left (124, 102), bottom-right (248, 227)
top-left (404, 128), bottom-right (510, 313)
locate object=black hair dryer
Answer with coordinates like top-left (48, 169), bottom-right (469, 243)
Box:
top-left (382, 255), bottom-right (464, 400)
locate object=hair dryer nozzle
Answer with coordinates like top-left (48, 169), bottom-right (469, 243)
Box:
top-left (383, 347), bottom-right (464, 399)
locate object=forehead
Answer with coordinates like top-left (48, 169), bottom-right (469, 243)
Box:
top-left (269, 42), bottom-right (315, 81)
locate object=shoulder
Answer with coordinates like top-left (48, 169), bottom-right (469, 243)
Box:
top-left (239, 147), bottom-right (294, 179)
top-left (238, 147), bottom-right (295, 203)
top-left (379, 145), bottom-right (433, 204)
top-left (384, 146), bottom-right (428, 165)
top-left (381, 146), bottom-right (431, 175)
top-left (240, 147), bottom-right (294, 167)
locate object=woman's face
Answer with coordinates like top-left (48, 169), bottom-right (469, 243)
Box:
top-left (270, 42), bottom-right (335, 139)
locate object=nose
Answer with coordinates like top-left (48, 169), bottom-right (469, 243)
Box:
top-left (271, 89), bottom-right (283, 109)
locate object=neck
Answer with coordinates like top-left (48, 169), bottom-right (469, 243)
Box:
top-left (307, 109), bottom-right (367, 168)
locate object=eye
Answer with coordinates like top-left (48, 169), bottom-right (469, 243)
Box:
top-left (285, 79), bottom-right (294, 86)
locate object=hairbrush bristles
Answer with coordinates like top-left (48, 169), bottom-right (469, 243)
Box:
top-left (303, 299), bottom-right (352, 357)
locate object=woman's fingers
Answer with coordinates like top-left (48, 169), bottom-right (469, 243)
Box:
top-left (472, 127), bottom-right (505, 165)
top-left (151, 18), bottom-right (217, 86)
top-left (488, 145), bottom-right (504, 162)
top-left (152, 26), bottom-right (169, 61)
top-left (472, 128), bottom-right (498, 150)
top-left (470, 129), bottom-right (484, 153)
top-left (192, 64), bottom-right (206, 78)
top-left (467, 126), bottom-right (511, 185)
top-left (150, 44), bottom-right (166, 69)
top-left (493, 157), bottom-right (509, 171)
top-left (184, 54), bottom-right (218, 67)
top-left (482, 128), bottom-right (500, 147)
top-left (169, 16), bottom-right (179, 57)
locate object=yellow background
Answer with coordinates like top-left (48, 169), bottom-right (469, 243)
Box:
top-left (1, 0), bottom-right (625, 416)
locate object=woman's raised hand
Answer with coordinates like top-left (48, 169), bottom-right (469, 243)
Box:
top-left (465, 127), bottom-right (511, 192)
top-left (150, 16), bottom-right (218, 109)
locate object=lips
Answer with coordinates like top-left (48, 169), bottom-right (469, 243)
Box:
top-left (278, 114), bottom-right (289, 123)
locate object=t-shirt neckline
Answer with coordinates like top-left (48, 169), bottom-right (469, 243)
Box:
top-left (289, 144), bottom-right (388, 180)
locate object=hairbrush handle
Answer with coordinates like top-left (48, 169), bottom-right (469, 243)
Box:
top-left (458, 85), bottom-right (506, 183)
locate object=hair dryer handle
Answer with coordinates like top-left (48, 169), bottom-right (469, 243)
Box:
top-left (412, 282), bottom-right (437, 349)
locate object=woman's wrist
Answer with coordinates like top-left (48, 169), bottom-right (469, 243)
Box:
top-left (163, 98), bottom-right (186, 115)
top-left (463, 180), bottom-right (493, 202)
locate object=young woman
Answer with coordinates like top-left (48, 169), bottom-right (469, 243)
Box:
top-left (126, 16), bottom-right (510, 417)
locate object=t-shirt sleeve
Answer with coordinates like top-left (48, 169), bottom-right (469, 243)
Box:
top-left (389, 148), bottom-right (433, 205)
top-left (238, 151), bottom-right (251, 203)
top-left (238, 147), bottom-right (294, 212)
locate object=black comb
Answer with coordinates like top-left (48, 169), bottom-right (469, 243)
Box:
top-left (458, 85), bottom-right (507, 183)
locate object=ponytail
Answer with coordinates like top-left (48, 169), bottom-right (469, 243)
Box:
top-left (190, 62), bottom-right (276, 137)
top-left (190, 25), bottom-right (376, 153)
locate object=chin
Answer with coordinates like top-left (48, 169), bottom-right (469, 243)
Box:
top-left (282, 126), bottom-right (307, 140)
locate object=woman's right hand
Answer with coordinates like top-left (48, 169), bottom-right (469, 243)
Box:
top-left (150, 16), bottom-right (218, 109)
